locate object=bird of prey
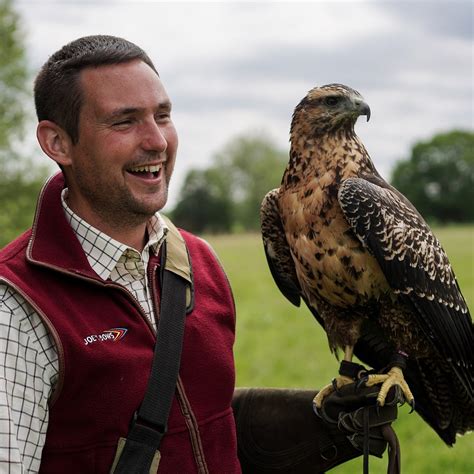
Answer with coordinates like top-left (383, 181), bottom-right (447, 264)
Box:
top-left (260, 83), bottom-right (473, 445)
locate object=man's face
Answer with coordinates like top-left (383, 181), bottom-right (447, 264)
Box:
top-left (66, 60), bottom-right (178, 228)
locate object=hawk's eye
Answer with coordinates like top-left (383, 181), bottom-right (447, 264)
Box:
top-left (324, 96), bottom-right (341, 107)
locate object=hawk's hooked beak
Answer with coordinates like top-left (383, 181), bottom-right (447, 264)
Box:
top-left (355, 100), bottom-right (371, 122)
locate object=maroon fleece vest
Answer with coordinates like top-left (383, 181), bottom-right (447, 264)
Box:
top-left (0, 174), bottom-right (241, 473)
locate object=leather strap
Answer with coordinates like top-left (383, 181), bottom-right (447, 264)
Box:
top-left (112, 243), bottom-right (188, 473)
top-left (382, 425), bottom-right (401, 474)
top-left (361, 411), bottom-right (401, 474)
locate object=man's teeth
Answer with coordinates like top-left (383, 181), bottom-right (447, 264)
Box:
top-left (128, 164), bottom-right (162, 173)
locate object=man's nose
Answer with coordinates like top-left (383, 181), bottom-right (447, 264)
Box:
top-left (142, 120), bottom-right (168, 152)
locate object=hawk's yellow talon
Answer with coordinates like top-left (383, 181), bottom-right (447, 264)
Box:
top-left (313, 375), bottom-right (353, 408)
top-left (365, 366), bottom-right (414, 407)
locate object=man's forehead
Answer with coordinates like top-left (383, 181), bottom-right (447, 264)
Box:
top-left (78, 60), bottom-right (169, 111)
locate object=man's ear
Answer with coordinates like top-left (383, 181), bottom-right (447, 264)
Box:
top-left (36, 120), bottom-right (74, 167)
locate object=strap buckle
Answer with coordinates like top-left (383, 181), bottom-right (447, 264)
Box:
top-left (129, 410), bottom-right (167, 439)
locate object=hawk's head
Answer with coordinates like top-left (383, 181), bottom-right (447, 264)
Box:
top-left (291, 84), bottom-right (371, 136)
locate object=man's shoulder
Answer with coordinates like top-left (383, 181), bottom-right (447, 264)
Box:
top-left (176, 228), bottom-right (215, 253)
top-left (159, 215), bottom-right (221, 266)
top-left (160, 215), bottom-right (211, 251)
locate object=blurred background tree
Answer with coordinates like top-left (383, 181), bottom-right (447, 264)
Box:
top-left (391, 130), bottom-right (474, 223)
top-left (0, 0), bottom-right (27, 163)
top-left (0, 0), bottom-right (46, 248)
top-left (171, 134), bottom-right (287, 232)
top-left (213, 134), bottom-right (288, 230)
top-left (172, 129), bottom-right (473, 234)
top-left (171, 168), bottom-right (233, 233)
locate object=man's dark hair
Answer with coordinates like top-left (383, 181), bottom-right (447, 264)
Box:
top-left (34, 35), bottom-right (158, 144)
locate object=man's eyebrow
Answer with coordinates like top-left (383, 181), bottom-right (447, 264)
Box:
top-left (106, 102), bottom-right (172, 119)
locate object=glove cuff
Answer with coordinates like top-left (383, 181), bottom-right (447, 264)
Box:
top-left (387, 350), bottom-right (409, 371)
top-left (339, 360), bottom-right (367, 380)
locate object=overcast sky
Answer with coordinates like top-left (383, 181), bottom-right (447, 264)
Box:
top-left (15, 0), bottom-right (473, 208)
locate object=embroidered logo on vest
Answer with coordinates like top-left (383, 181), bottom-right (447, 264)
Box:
top-left (83, 327), bottom-right (128, 346)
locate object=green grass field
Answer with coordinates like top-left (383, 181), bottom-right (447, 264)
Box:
top-left (206, 226), bottom-right (474, 474)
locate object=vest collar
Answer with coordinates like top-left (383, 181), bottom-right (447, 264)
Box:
top-left (27, 173), bottom-right (192, 287)
top-left (27, 172), bottom-right (102, 280)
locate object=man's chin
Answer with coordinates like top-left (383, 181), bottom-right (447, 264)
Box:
top-left (135, 193), bottom-right (168, 217)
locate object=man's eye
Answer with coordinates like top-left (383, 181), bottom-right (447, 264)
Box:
top-left (155, 113), bottom-right (170, 122)
top-left (113, 118), bottom-right (135, 127)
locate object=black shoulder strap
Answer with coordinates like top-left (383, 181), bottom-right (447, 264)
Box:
top-left (111, 243), bottom-right (188, 473)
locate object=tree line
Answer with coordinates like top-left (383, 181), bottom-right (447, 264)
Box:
top-left (0, 0), bottom-right (473, 248)
top-left (171, 134), bottom-right (288, 233)
top-left (170, 129), bottom-right (474, 233)
top-left (0, 0), bottom-right (48, 247)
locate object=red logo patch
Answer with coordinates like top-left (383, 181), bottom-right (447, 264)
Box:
top-left (84, 327), bottom-right (128, 346)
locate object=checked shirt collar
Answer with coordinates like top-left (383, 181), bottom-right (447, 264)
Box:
top-left (61, 189), bottom-right (168, 282)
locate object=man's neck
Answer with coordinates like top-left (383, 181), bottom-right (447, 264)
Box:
top-left (65, 195), bottom-right (149, 252)
top-left (96, 222), bottom-right (148, 252)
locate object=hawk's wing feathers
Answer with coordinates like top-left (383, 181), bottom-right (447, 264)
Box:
top-left (260, 189), bottom-right (301, 307)
top-left (338, 176), bottom-right (474, 398)
top-left (261, 189), bottom-right (327, 329)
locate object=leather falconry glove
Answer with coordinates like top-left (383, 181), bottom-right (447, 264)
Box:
top-left (232, 381), bottom-right (401, 474)
top-left (316, 381), bottom-right (403, 474)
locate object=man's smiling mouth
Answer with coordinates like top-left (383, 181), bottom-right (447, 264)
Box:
top-left (126, 163), bottom-right (162, 179)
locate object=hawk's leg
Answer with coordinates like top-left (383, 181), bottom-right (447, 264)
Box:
top-left (313, 345), bottom-right (355, 408)
top-left (363, 351), bottom-right (415, 410)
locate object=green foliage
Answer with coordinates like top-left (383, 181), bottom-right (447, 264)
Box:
top-left (172, 134), bottom-right (287, 233)
top-left (171, 168), bottom-right (233, 233)
top-left (0, 0), bottom-right (28, 163)
top-left (206, 227), bottom-right (473, 474)
top-left (213, 134), bottom-right (288, 230)
top-left (0, 174), bottom-right (44, 247)
top-left (176, 128), bottom-right (473, 233)
top-left (0, 0), bottom-right (47, 248)
top-left (391, 130), bottom-right (474, 223)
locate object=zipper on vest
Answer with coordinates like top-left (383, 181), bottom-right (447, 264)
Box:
top-left (35, 260), bottom-right (157, 336)
top-left (105, 280), bottom-right (156, 335)
top-left (148, 264), bottom-right (209, 474)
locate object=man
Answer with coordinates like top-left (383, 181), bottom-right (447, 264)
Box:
top-left (0, 36), bottom-right (397, 473)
